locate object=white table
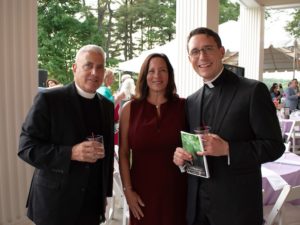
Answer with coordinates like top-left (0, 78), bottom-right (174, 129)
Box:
top-left (262, 152), bottom-right (300, 206)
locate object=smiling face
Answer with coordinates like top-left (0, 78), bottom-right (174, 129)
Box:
top-left (146, 57), bottom-right (169, 94)
top-left (188, 34), bottom-right (225, 82)
top-left (72, 51), bottom-right (105, 93)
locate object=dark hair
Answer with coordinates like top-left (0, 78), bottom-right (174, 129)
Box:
top-left (270, 83), bottom-right (278, 93)
top-left (187, 27), bottom-right (222, 52)
top-left (134, 53), bottom-right (177, 101)
top-left (46, 78), bottom-right (60, 87)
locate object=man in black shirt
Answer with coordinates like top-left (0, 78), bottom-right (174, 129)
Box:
top-left (18, 45), bottom-right (114, 225)
top-left (173, 27), bottom-right (284, 225)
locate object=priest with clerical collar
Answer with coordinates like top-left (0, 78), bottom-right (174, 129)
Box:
top-left (18, 44), bottom-right (115, 225)
top-left (173, 27), bottom-right (284, 225)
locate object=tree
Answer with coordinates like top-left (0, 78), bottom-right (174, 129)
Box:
top-left (112, 0), bottom-right (176, 61)
top-left (38, 0), bottom-right (103, 84)
top-left (286, 9), bottom-right (300, 38)
top-left (111, 0), bottom-right (137, 61)
top-left (219, 0), bottom-right (239, 24)
top-left (38, 0), bottom-right (240, 84)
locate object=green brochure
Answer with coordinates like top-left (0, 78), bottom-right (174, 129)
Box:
top-left (180, 131), bottom-right (210, 178)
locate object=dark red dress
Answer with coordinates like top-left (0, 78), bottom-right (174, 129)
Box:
top-left (128, 98), bottom-right (187, 225)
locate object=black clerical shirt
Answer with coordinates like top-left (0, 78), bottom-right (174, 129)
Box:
top-left (201, 73), bottom-right (226, 129)
top-left (78, 94), bottom-right (104, 216)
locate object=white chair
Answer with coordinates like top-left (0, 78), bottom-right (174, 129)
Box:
top-left (279, 119), bottom-right (295, 152)
top-left (291, 120), bottom-right (300, 155)
top-left (104, 146), bottom-right (129, 225)
top-left (284, 141), bottom-right (291, 153)
top-left (264, 185), bottom-right (300, 225)
top-left (112, 160), bottom-right (129, 225)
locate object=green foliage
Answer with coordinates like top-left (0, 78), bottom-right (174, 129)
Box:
top-left (38, 0), bottom-right (104, 84)
top-left (286, 9), bottom-right (300, 38)
top-left (38, 0), bottom-right (240, 85)
top-left (219, 0), bottom-right (239, 24)
top-left (111, 0), bottom-right (176, 60)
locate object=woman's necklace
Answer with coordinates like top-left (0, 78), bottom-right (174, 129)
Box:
top-left (147, 94), bottom-right (165, 110)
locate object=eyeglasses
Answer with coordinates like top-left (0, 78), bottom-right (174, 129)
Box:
top-left (189, 46), bottom-right (217, 58)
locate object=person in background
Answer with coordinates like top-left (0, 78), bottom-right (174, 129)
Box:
top-left (284, 78), bottom-right (300, 111)
top-left (173, 27), bottom-right (284, 225)
top-left (114, 74), bottom-right (136, 145)
top-left (46, 78), bottom-right (63, 88)
top-left (114, 74), bottom-right (136, 106)
top-left (118, 53), bottom-right (187, 225)
top-left (269, 82), bottom-right (281, 102)
top-left (270, 82), bottom-right (282, 110)
top-left (278, 83), bottom-right (284, 95)
top-left (18, 44), bottom-right (114, 225)
top-left (97, 68), bottom-right (115, 102)
top-left (96, 68), bottom-right (120, 145)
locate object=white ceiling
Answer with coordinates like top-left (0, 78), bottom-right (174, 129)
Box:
top-left (239, 0), bottom-right (300, 9)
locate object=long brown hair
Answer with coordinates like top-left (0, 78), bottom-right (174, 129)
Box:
top-left (134, 53), bottom-right (178, 101)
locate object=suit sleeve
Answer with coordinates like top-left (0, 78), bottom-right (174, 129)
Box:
top-left (228, 82), bottom-right (285, 167)
top-left (18, 92), bottom-right (72, 173)
top-left (102, 99), bottom-right (115, 197)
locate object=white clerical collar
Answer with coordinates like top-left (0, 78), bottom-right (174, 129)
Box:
top-left (203, 67), bottom-right (224, 88)
top-left (75, 83), bottom-right (96, 99)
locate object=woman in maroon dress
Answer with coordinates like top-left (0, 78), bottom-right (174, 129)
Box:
top-left (119, 53), bottom-right (187, 225)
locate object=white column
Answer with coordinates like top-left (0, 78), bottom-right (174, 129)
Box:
top-left (175, 0), bottom-right (219, 97)
top-left (239, 5), bottom-right (264, 81)
top-left (0, 0), bottom-right (36, 224)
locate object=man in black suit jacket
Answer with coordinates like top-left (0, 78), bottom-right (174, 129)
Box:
top-left (173, 28), bottom-right (285, 225)
top-left (18, 45), bottom-right (114, 225)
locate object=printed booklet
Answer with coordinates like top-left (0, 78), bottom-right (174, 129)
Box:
top-left (180, 131), bottom-right (210, 178)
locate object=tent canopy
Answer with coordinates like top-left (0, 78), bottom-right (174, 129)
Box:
top-left (118, 40), bottom-right (177, 73)
top-left (223, 45), bottom-right (300, 72)
top-left (118, 21), bottom-right (299, 73)
top-left (119, 43), bottom-right (299, 73)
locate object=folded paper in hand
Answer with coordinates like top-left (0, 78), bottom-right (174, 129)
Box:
top-left (181, 131), bottom-right (210, 178)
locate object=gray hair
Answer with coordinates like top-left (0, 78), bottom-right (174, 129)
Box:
top-left (75, 44), bottom-right (106, 62)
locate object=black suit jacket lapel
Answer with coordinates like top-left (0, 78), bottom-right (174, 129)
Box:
top-left (198, 88), bottom-right (205, 128)
top-left (96, 93), bottom-right (107, 137)
top-left (212, 71), bottom-right (239, 133)
top-left (187, 87), bottom-right (205, 133)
